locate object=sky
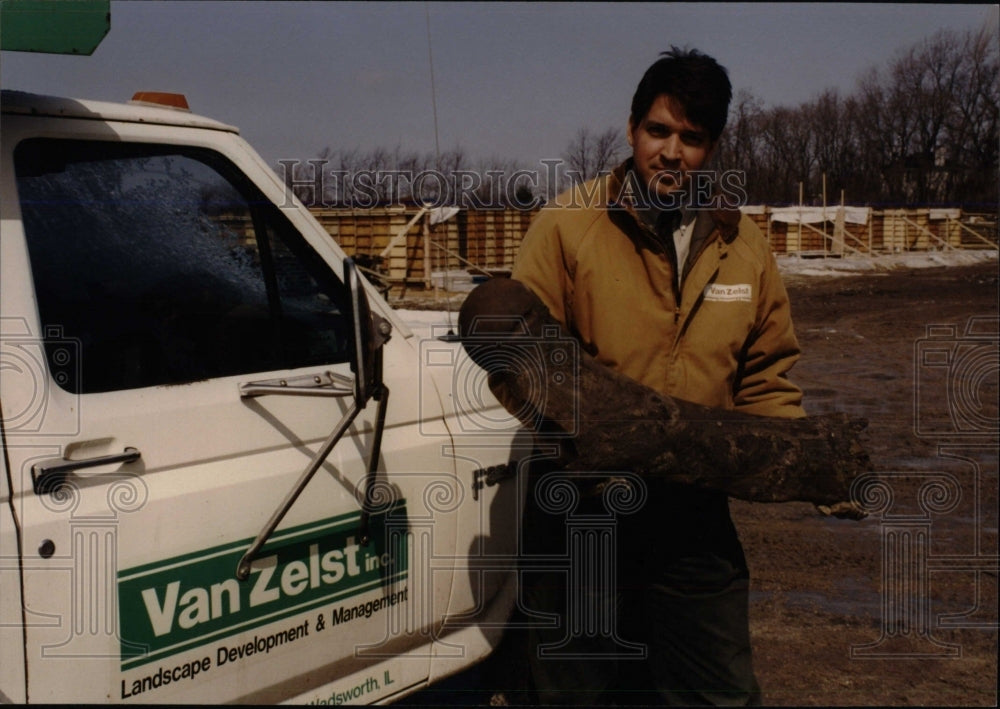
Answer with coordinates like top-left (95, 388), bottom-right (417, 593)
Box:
top-left (2, 2), bottom-right (997, 169)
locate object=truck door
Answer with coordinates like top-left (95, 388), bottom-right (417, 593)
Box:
top-left (0, 124), bottom-right (458, 703)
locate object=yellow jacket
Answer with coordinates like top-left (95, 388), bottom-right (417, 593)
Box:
top-left (512, 163), bottom-right (805, 418)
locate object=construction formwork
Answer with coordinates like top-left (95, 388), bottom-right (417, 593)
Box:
top-left (301, 205), bottom-right (996, 293)
top-left (743, 207), bottom-right (997, 257)
top-left (309, 206), bottom-right (539, 293)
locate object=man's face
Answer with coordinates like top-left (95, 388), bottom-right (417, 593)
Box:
top-left (628, 94), bottom-right (716, 204)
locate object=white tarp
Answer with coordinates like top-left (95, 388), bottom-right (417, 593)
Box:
top-left (429, 206), bottom-right (461, 225)
top-left (766, 206), bottom-right (871, 225)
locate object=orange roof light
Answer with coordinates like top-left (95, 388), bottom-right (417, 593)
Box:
top-left (130, 92), bottom-right (190, 110)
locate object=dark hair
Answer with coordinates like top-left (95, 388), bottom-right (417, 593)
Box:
top-left (629, 47), bottom-right (732, 141)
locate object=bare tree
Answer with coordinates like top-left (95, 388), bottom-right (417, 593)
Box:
top-left (759, 106), bottom-right (816, 203)
top-left (945, 25), bottom-right (999, 204)
top-left (563, 126), bottom-right (627, 186)
top-left (847, 27), bottom-right (1000, 205)
top-left (805, 90), bottom-right (856, 200)
top-left (714, 89), bottom-right (768, 201)
top-left (746, 25), bottom-right (997, 206)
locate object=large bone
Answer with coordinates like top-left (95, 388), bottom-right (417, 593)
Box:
top-left (458, 277), bottom-right (870, 511)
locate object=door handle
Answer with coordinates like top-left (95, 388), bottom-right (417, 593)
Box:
top-left (32, 447), bottom-right (141, 494)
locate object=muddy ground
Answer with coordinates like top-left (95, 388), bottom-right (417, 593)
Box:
top-left (736, 260), bottom-right (998, 706)
top-left (403, 258), bottom-right (999, 706)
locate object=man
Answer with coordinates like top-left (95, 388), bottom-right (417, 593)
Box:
top-left (511, 48), bottom-right (804, 705)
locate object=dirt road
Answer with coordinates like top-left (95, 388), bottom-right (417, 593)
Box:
top-left (736, 259), bottom-right (998, 706)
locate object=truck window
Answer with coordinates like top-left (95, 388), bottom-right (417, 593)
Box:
top-left (14, 138), bottom-right (351, 393)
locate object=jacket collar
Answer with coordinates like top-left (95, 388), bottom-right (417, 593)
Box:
top-left (608, 159), bottom-right (740, 246)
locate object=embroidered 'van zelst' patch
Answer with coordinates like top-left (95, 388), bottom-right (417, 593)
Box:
top-left (704, 283), bottom-right (752, 302)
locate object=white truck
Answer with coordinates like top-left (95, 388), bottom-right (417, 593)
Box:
top-left (0, 88), bottom-right (531, 703)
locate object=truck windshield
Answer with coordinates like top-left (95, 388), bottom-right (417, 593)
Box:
top-left (14, 138), bottom-right (351, 393)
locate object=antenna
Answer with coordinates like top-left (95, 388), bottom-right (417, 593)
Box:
top-left (425, 2), bottom-right (442, 166)
top-left (424, 2), bottom-right (456, 331)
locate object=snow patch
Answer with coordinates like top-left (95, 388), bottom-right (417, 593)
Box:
top-left (396, 308), bottom-right (457, 339)
top-left (777, 249), bottom-right (996, 277)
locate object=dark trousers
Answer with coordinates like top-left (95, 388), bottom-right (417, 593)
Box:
top-left (520, 477), bottom-right (761, 706)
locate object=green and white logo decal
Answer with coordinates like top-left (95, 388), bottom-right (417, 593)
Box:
top-left (118, 504), bottom-right (408, 669)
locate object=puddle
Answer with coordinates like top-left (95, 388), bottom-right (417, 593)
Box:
top-left (877, 456), bottom-right (974, 472)
top-left (752, 577), bottom-right (881, 618)
top-left (802, 388), bottom-right (838, 398)
top-left (859, 372), bottom-right (897, 380)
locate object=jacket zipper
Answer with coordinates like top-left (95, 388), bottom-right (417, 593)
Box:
top-left (671, 268), bottom-right (682, 324)
top-left (674, 226), bottom-right (722, 327)
top-left (675, 266), bottom-right (720, 343)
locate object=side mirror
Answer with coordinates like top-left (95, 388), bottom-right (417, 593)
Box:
top-left (236, 259), bottom-right (393, 579)
top-left (345, 257), bottom-right (391, 404)
top-left (344, 257), bottom-right (392, 545)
